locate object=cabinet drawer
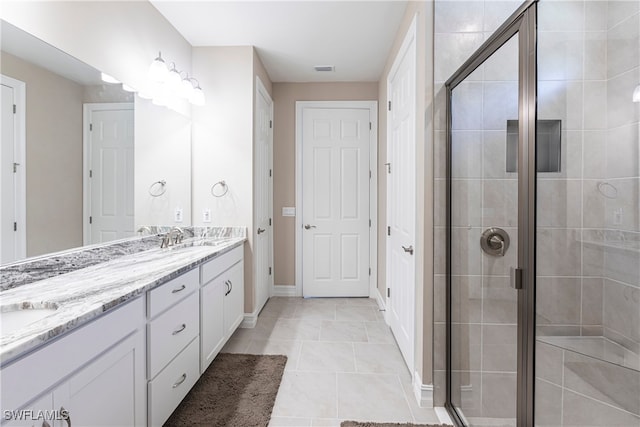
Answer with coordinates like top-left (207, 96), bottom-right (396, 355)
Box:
top-left (148, 292), bottom-right (199, 379)
top-left (149, 268), bottom-right (199, 318)
top-left (148, 337), bottom-right (199, 427)
top-left (201, 245), bottom-right (243, 285)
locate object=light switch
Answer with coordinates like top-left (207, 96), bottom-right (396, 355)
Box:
top-left (282, 207), bottom-right (296, 217)
top-left (174, 207), bottom-right (183, 223)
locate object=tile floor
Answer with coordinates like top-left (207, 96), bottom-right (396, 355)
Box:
top-left (221, 296), bottom-right (441, 426)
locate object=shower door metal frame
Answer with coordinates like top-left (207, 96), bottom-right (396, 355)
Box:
top-left (444, 1), bottom-right (538, 426)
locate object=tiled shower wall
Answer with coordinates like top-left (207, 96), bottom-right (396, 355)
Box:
top-left (432, 0), bottom-right (523, 409)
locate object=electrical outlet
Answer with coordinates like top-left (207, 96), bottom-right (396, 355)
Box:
top-left (614, 208), bottom-right (623, 225)
top-left (174, 207), bottom-right (183, 223)
top-left (203, 208), bottom-right (211, 223)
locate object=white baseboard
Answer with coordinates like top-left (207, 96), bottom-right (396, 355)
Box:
top-left (434, 406), bottom-right (454, 425)
top-left (272, 284), bottom-right (298, 297)
top-left (413, 371), bottom-right (434, 408)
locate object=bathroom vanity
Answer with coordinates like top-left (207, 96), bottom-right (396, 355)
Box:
top-left (0, 227), bottom-right (246, 427)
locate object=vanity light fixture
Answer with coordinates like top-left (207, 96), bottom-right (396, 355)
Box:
top-left (149, 51), bottom-right (168, 83)
top-left (122, 83), bottom-right (136, 92)
top-left (147, 52), bottom-right (205, 106)
top-left (633, 84), bottom-right (640, 103)
top-left (101, 72), bottom-right (120, 84)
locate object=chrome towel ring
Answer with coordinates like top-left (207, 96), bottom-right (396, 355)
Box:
top-left (149, 180), bottom-right (167, 197)
top-left (596, 181), bottom-right (617, 199)
top-left (211, 180), bottom-right (229, 197)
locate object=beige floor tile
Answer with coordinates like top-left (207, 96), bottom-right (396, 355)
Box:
top-left (269, 417), bottom-right (312, 426)
top-left (246, 338), bottom-right (302, 371)
top-left (297, 341), bottom-right (356, 372)
top-left (353, 342), bottom-right (410, 376)
top-left (364, 322), bottom-right (397, 344)
top-left (336, 305), bottom-right (380, 321)
top-left (272, 371), bottom-right (338, 419)
top-left (333, 297), bottom-right (378, 306)
top-left (320, 321), bottom-right (368, 342)
top-left (294, 304), bottom-right (337, 320)
top-left (270, 318), bottom-right (322, 340)
top-left (311, 418), bottom-right (341, 426)
top-left (220, 336), bottom-right (251, 353)
top-left (337, 372), bottom-right (413, 422)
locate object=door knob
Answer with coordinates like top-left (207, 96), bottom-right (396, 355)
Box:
top-left (257, 228), bottom-right (265, 234)
top-left (304, 224), bottom-right (317, 230)
top-left (402, 245), bottom-right (414, 255)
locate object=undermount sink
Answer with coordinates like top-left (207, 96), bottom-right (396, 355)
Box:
top-left (1, 303), bottom-right (59, 336)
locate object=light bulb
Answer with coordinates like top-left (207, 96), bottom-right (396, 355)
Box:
top-left (101, 73), bottom-right (120, 84)
top-left (181, 78), bottom-right (195, 99)
top-left (166, 67), bottom-right (182, 94)
top-left (148, 51), bottom-right (168, 83)
top-left (190, 86), bottom-right (205, 106)
top-left (633, 84), bottom-right (640, 103)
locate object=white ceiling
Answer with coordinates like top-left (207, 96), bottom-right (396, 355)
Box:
top-left (149, 1), bottom-right (409, 82)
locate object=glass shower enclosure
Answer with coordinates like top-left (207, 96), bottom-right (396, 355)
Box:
top-left (445, 1), bottom-right (640, 426)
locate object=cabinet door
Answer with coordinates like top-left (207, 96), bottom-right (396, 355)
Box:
top-left (54, 331), bottom-right (146, 427)
top-left (223, 261), bottom-right (244, 338)
top-left (200, 278), bottom-right (225, 373)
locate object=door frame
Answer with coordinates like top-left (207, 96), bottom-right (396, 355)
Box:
top-left (82, 102), bottom-right (134, 246)
top-left (253, 76), bottom-right (274, 311)
top-left (0, 74), bottom-right (26, 260)
top-left (294, 100), bottom-right (378, 297)
top-left (444, 1), bottom-right (537, 426)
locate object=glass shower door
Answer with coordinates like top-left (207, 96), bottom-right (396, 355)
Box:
top-left (449, 33), bottom-right (520, 426)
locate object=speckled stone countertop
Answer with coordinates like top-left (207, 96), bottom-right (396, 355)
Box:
top-left (0, 227), bottom-right (246, 365)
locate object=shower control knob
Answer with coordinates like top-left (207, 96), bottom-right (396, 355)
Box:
top-left (480, 227), bottom-right (510, 257)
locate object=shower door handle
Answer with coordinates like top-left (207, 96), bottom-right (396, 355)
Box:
top-left (510, 267), bottom-right (523, 290)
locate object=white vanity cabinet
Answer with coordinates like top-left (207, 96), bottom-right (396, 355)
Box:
top-left (200, 245), bottom-right (244, 373)
top-left (0, 298), bottom-right (146, 427)
top-left (146, 269), bottom-right (200, 427)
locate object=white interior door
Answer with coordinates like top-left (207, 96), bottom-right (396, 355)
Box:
top-left (254, 78), bottom-right (273, 313)
top-left (1, 76), bottom-right (25, 264)
top-left (302, 107), bottom-right (370, 297)
top-left (386, 17), bottom-right (417, 371)
top-left (87, 105), bottom-right (134, 244)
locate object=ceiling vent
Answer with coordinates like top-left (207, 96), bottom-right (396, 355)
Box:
top-left (314, 65), bottom-right (335, 72)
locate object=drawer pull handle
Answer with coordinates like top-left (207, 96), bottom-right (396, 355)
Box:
top-left (172, 373), bottom-right (187, 388)
top-left (172, 284), bottom-right (186, 293)
top-left (172, 324), bottom-right (187, 335)
top-left (60, 407), bottom-right (71, 427)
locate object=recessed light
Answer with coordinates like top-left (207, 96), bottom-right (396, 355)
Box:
top-left (314, 65), bottom-right (335, 72)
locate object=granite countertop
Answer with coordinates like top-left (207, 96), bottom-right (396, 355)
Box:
top-left (0, 227), bottom-right (246, 365)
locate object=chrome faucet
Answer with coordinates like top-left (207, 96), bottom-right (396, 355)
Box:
top-left (161, 227), bottom-right (185, 248)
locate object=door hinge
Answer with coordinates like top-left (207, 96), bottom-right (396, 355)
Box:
top-left (13, 104), bottom-right (16, 114)
top-left (387, 226), bottom-right (391, 236)
top-left (13, 163), bottom-right (19, 173)
top-left (387, 288), bottom-right (390, 297)
top-left (269, 267), bottom-right (272, 275)
top-left (369, 267), bottom-right (371, 276)
top-left (369, 122), bottom-right (372, 130)
top-left (269, 218), bottom-right (272, 226)
top-left (89, 123), bottom-right (93, 131)
top-left (13, 222), bottom-right (17, 232)
top-left (89, 216), bottom-right (92, 224)
top-left (269, 120), bottom-right (272, 129)
top-left (369, 219), bottom-right (371, 227)
top-left (369, 170), bottom-right (371, 179)
top-left (269, 169), bottom-right (272, 177)
top-left (388, 101), bottom-right (391, 111)
top-left (89, 170), bottom-right (93, 178)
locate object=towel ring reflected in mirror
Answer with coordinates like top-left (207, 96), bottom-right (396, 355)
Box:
top-left (148, 180), bottom-right (167, 197)
top-left (211, 180), bottom-right (229, 197)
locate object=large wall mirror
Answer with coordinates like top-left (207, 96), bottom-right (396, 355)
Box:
top-left (0, 19), bottom-right (192, 264)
